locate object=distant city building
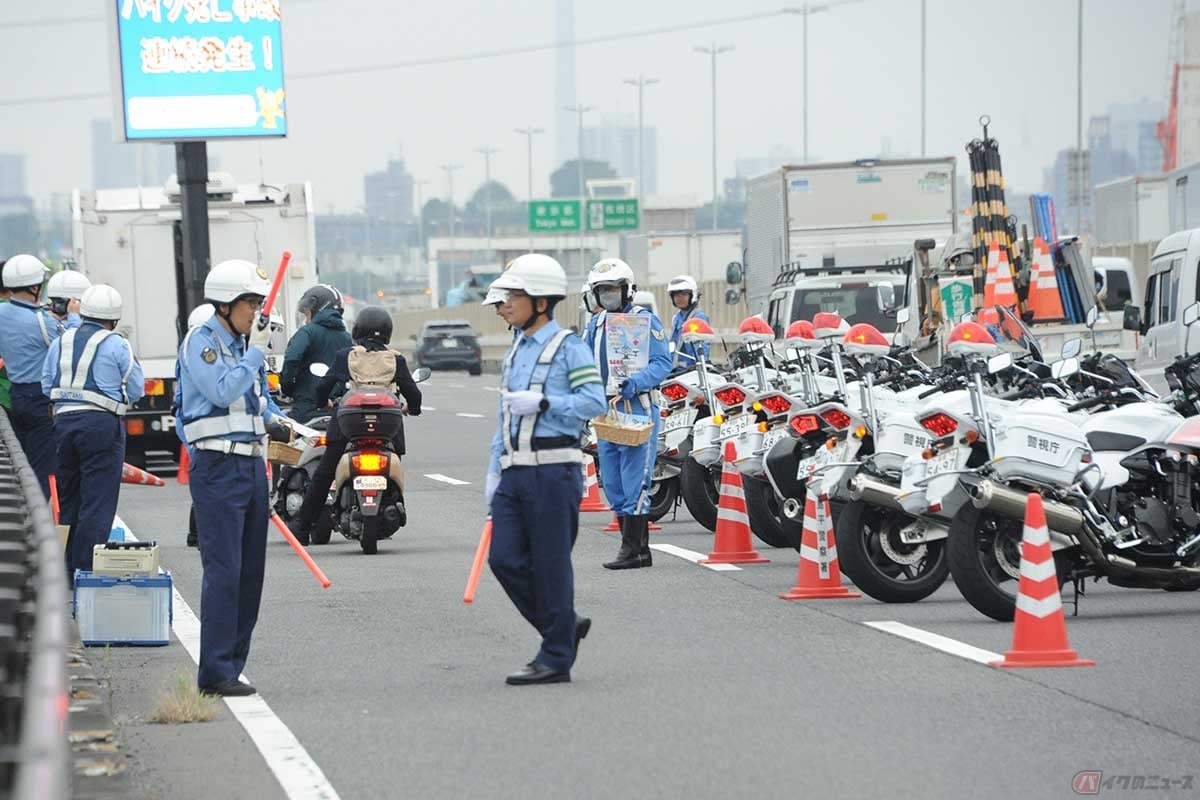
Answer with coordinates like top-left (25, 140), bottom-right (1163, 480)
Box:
top-left (364, 159), bottom-right (415, 223)
top-left (735, 147), bottom-right (804, 180)
top-left (1106, 100), bottom-right (1164, 175)
top-left (580, 114), bottom-right (658, 195)
top-left (0, 153), bottom-right (26, 197)
top-left (90, 119), bottom-right (174, 189)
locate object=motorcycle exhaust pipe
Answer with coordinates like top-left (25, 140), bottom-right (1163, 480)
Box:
top-left (967, 480), bottom-right (1085, 535)
top-left (847, 473), bottom-right (902, 510)
top-left (782, 498), bottom-right (803, 520)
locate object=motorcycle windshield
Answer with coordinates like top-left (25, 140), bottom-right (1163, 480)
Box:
top-left (989, 305), bottom-right (1045, 363)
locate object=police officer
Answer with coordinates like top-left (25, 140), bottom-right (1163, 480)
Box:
top-left (42, 285), bottom-right (144, 580)
top-left (280, 284), bottom-right (353, 423)
top-left (584, 258), bottom-right (673, 570)
top-left (178, 259), bottom-right (294, 697)
top-left (667, 274), bottom-right (711, 366)
top-left (176, 303), bottom-right (215, 549)
top-left (0, 254), bottom-right (80, 498)
top-left (484, 254), bottom-right (606, 685)
top-left (0, 261), bottom-right (11, 412)
top-left (45, 270), bottom-right (92, 321)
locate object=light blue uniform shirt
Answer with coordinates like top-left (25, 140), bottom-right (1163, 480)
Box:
top-left (585, 303), bottom-right (674, 401)
top-left (488, 320), bottom-right (606, 475)
top-left (670, 306), bottom-right (711, 364)
top-left (178, 317), bottom-right (287, 445)
top-left (41, 323), bottom-right (146, 412)
top-left (0, 298), bottom-right (80, 383)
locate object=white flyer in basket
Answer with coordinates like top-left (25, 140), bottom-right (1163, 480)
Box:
top-left (604, 313), bottom-right (652, 396)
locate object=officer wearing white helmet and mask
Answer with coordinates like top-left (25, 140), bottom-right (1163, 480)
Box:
top-left (177, 260), bottom-right (294, 697)
top-left (41, 284), bottom-right (144, 580)
top-left (584, 258), bottom-right (673, 570)
top-left (484, 254), bottom-right (606, 685)
top-left (45, 270), bottom-right (92, 320)
top-left (0, 254), bottom-right (81, 497)
top-left (667, 274), bottom-right (711, 365)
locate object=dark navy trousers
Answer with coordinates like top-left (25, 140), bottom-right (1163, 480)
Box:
top-left (189, 450), bottom-right (269, 687)
top-left (10, 382), bottom-right (57, 500)
top-left (488, 462), bottom-right (584, 673)
top-left (55, 411), bottom-right (124, 576)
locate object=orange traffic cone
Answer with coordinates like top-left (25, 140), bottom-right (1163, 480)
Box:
top-left (700, 441), bottom-right (769, 565)
top-left (601, 512), bottom-right (662, 532)
top-left (177, 444), bottom-right (190, 485)
top-left (121, 463), bottom-right (165, 487)
top-left (991, 494), bottom-right (1094, 668)
top-left (49, 475), bottom-right (60, 525)
top-left (980, 243), bottom-right (1018, 325)
top-left (1027, 238), bottom-right (1066, 322)
top-left (579, 458), bottom-right (610, 512)
top-left (779, 491), bottom-right (860, 600)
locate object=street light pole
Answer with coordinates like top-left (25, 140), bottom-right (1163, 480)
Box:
top-left (1076, 0), bottom-right (1084, 236)
top-left (920, 0), bottom-right (926, 157)
top-left (565, 103), bottom-right (594, 272)
top-left (438, 162), bottom-right (461, 288)
top-left (623, 75), bottom-right (659, 205)
top-left (476, 146), bottom-right (498, 253)
top-left (414, 177), bottom-right (429, 275)
top-left (514, 126), bottom-right (544, 251)
top-left (695, 43), bottom-right (732, 231)
top-left (784, 1), bottom-right (860, 164)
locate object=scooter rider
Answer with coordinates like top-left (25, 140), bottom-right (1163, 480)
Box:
top-left (280, 284), bottom-right (353, 423)
top-left (291, 306), bottom-right (422, 546)
top-left (0, 254), bottom-right (81, 498)
top-left (584, 258), bottom-right (673, 570)
top-left (484, 254), bottom-right (606, 685)
top-left (42, 285), bottom-right (144, 580)
top-left (667, 274), bottom-right (710, 366)
top-left (177, 259), bottom-right (295, 697)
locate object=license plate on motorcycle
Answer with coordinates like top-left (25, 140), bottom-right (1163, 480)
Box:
top-left (719, 415), bottom-right (753, 439)
top-left (797, 442), bottom-right (846, 479)
top-left (759, 427), bottom-right (787, 453)
top-left (663, 411), bottom-right (692, 433)
top-left (923, 448), bottom-right (960, 479)
top-left (353, 475), bottom-right (387, 490)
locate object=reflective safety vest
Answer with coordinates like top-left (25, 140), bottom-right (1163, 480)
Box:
top-left (179, 326), bottom-right (267, 442)
top-left (49, 324), bottom-right (133, 416)
top-left (498, 328), bottom-right (582, 470)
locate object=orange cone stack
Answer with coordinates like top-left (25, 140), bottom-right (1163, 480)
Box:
top-left (121, 463), bottom-right (165, 487)
top-left (700, 441), bottom-right (768, 565)
top-left (177, 445), bottom-right (191, 485)
top-left (579, 458), bottom-right (609, 512)
top-left (1027, 238), bottom-right (1066, 322)
top-left (980, 243), bottom-right (1018, 325)
top-left (991, 493), bottom-right (1094, 668)
top-left (779, 490), bottom-right (860, 600)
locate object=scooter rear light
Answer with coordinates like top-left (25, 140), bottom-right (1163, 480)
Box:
top-left (316, 435), bottom-right (327, 448)
top-left (352, 452), bottom-right (388, 473)
top-left (820, 408), bottom-right (852, 430)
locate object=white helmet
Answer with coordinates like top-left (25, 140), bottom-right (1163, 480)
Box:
top-left (2, 254), bottom-right (49, 291)
top-left (490, 254), bottom-right (568, 298)
top-left (187, 303), bottom-right (216, 328)
top-left (587, 258), bottom-right (635, 289)
top-left (79, 284), bottom-right (123, 321)
top-left (578, 280), bottom-right (597, 313)
top-left (481, 285), bottom-right (508, 306)
top-left (667, 274), bottom-right (699, 298)
top-left (46, 270), bottom-right (92, 300)
top-left (204, 259), bottom-right (271, 304)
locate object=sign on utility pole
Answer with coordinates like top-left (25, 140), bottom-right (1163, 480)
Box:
top-left (587, 199), bottom-right (640, 231)
top-left (528, 200), bottom-right (582, 232)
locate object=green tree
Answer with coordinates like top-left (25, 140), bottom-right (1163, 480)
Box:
top-left (550, 159), bottom-right (618, 198)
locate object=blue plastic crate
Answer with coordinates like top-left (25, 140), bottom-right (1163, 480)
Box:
top-left (72, 571), bottom-right (173, 647)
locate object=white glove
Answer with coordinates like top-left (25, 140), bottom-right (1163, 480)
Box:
top-left (485, 472), bottom-right (501, 507)
top-left (504, 390), bottom-right (545, 416)
top-left (248, 321), bottom-right (273, 354)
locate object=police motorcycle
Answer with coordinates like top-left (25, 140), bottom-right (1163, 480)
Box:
top-left (649, 350), bottom-right (726, 521)
top-left (945, 304), bottom-right (1200, 619)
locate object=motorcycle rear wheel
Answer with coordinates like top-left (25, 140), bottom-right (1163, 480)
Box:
top-left (835, 500), bottom-right (948, 603)
top-left (680, 456), bottom-right (719, 531)
top-left (743, 476), bottom-right (795, 549)
top-left (361, 516), bottom-right (379, 555)
top-left (648, 477), bottom-right (679, 522)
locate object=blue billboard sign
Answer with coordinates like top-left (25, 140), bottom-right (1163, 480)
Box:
top-left (110, 0), bottom-right (286, 141)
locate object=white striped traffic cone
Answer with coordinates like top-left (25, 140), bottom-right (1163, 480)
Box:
top-left (779, 490), bottom-right (860, 600)
top-left (580, 457), bottom-right (610, 512)
top-left (700, 441), bottom-right (768, 565)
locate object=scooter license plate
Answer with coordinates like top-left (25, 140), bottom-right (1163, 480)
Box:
top-left (353, 475), bottom-right (387, 490)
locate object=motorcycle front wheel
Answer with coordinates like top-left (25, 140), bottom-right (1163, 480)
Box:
top-left (835, 500), bottom-right (948, 603)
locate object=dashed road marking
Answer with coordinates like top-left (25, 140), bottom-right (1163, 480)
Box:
top-left (114, 515), bottom-right (341, 800)
top-left (649, 543), bottom-right (742, 572)
top-left (863, 621), bottom-right (1002, 665)
top-left (448, 383), bottom-right (465, 389)
top-left (424, 473), bottom-right (471, 486)
top-left (456, 413), bottom-right (485, 418)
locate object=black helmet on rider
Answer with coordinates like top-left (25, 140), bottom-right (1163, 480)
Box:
top-left (297, 284), bottom-right (344, 324)
top-left (352, 306), bottom-right (393, 346)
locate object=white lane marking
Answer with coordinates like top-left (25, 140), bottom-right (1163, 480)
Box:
top-left (863, 621), bottom-right (1002, 665)
top-left (114, 515), bottom-right (341, 800)
top-left (424, 473), bottom-right (471, 486)
top-left (448, 383), bottom-right (466, 389)
top-left (422, 406), bottom-right (436, 412)
top-left (482, 386), bottom-right (501, 393)
top-left (650, 543), bottom-right (742, 572)
top-left (456, 413), bottom-right (485, 418)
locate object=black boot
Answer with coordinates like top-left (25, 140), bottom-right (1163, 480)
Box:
top-left (603, 516), bottom-right (642, 569)
top-left (635, 514), bottom-right (652, 567)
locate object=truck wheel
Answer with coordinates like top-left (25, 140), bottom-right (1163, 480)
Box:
top-left (743, 476), bottom-right (796, 548)
top-left (680, 456), bottom-right (719, 531)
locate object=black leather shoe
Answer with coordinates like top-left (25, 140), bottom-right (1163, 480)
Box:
top-left (505, 663), bottom-right (570, 685)
top-left (186, 532), bottom-right (198, 548)
top-left (199, 679), bottom-right (257, 697)
top-left (575, 617), bottom-right (591, 652)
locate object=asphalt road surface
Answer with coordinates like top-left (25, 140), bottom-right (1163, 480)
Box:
top-left (105, 373), bottom-right (1200, 800)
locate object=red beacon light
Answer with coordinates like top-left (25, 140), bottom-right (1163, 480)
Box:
top-left (784, 320), bottom-right (818, 351)
top-left (812, 312), bottom-right (849, 340)
top-left (946, 321), bottom-right (999, 357)
top-left (738, 315), bottom-right (774, 344)
top-left (680, 317), bottom-right (716, 344)
top-left (843, 323), bottom-right (890, 357)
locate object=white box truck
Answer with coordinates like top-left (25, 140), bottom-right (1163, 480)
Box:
top-left (70, 175), bottom-right (319, 468)
top-left (1094, 175), bottom-right (1169, 246)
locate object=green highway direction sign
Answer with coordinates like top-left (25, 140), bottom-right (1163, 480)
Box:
top-left (528, 198), bottom-right (641, 233)
top-left (529, 199), bottom-right (581, 232)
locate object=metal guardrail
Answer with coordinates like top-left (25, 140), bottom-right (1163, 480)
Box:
top-left (0, 409), bottom-right (69, 800)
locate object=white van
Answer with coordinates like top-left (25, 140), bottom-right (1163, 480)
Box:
top-left (1130, 229), bottom-right (1200, 392)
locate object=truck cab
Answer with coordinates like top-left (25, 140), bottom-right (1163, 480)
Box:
top-left (1131, 229), bottom-right (1200, 393)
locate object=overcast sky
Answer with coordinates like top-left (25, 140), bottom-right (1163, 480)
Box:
top-left (0, 0), bottom-right (1173, 212)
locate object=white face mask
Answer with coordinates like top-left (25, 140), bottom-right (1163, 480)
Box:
top-left (597, 287), bottom-right (624, 312)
